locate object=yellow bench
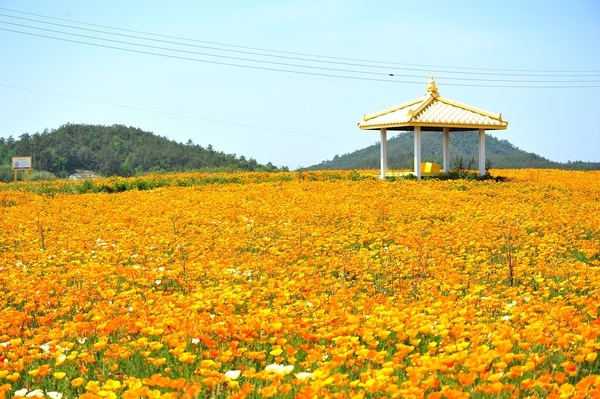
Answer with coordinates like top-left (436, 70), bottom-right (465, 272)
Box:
top-left (421, 162), bottom-right (442, 176)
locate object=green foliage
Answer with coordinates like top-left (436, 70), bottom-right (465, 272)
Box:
top-left (29, 170), bottom-right (58, 181)
top-left (0, 172), bottom-right (303, 196)
top-left (0, 164), bottom-right (13, 183)
top-left (0, 123), bottom-right (285, 179)
top-left (309, 131), bottom-right (600, 170)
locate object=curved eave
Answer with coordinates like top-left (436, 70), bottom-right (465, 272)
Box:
top-left (357, 121), bottom-right (509, 131)
top-left (361, 97), bottom-right (424, 121)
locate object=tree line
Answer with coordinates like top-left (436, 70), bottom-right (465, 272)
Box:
top-left (309, 131), bottom-right (600, 171)
top-left (0, 123), bottom-right (285, 182)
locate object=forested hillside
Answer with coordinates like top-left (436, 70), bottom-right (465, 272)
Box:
top-left (0, 123), bottom-right (284, 181)
top-left (310, 131), bottom-right (600, 171)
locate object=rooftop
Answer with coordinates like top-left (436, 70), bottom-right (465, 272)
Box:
top-left (358, 77), bottom-right (508, 131)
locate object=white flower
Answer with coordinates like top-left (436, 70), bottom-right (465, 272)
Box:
top-left (295, 372), bottom-right (313, 379)
top-left (225, 369), bottom-right (242, 380)
top-left (77, 337), bottom-right (87, 344)
top-left (265, 363), bottom-right (294, 375)
top-left (501, 315), bottom-right (511, 321)
top-left (40, 343), bottom-right (51, 352)
top-left (191, 338), bottom-right (200, 344)
top-left (0, 341), bottom-right (10, 348)
top-left (47, 392), bottom-right (63, 399)
top-left (56, 353), bottom-right (67, 365)
top-left (14, 389), bottom-right (28, 398)
top-left (26, 389), bottom-right (45, 398)
top-left (155, 279), bottom-right (162, 285)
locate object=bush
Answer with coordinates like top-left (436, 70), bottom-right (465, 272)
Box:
top-left (30, 170), bottom-right (58, 182)
top-left (0, 165), bottom-right (13, 183)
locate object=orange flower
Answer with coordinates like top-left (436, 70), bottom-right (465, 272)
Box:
top-left (520, 378), bottom-right (535, 390)
top-left (457, 371), bottom-right (477, 386)
top-left (2, 169), bottom-right (600, 397)
top-left (554, 372), bottom-right (567, 384)
top-left (71, 377), bottom-right (85, 387)
top-left (259, 384), bottom-right (278, 397)
top-left (561, 361), bottom-right (578, 377)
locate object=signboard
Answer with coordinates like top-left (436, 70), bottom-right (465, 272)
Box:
top-left (12, 156), bottom-right (32, 170)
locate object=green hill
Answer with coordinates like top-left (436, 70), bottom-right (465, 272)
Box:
top-left (0, 123), bottom-right (285, 182)
top-left (309, 131), bottom-right (600, 171)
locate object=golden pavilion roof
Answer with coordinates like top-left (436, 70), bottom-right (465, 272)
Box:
top-left (358, 77), bottom-right (508, 131)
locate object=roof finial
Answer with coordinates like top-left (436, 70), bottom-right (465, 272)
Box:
top-left (426, 75), bottom-right (439, 97)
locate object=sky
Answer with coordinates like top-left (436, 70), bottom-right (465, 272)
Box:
top-left (1, 1), bottom-right (599, 170)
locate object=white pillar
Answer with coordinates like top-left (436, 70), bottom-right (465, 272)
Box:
top-left (443, 127), bottom-right (450, 172)
top-left (479, 128), bottom-right (486, 176)
top-left (414, 126), bottom-right (422, 180)
top-left (380, 128), bottom-right (387, 179)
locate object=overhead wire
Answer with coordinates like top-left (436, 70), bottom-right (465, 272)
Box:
top-left (1, 7), bottom-right (598, 149)
top-left (1, 27), bottom-right (424, 85)
top-left (1, 9), bottom-right (599, 88)
top-left (2, 25), bottom-right (598, 88)
top-left (2, 6), bottom-right (599, 76)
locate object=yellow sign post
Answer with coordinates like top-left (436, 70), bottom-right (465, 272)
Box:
top-left (12, 156), bottom-right (32, 183)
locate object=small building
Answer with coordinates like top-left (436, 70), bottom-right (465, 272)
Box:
top-left (69, 170), bottom-right (99, 180)
top-left (357, 77), bottom-right (508, 179)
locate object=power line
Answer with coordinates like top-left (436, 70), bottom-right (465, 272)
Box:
top-left (2, 12), bottom-right (600, 80)
top-left (0, 27), bottom-right (421, 85)
top-left (3, 26), bottom-right (599, 89)
top-left (0, 20), bottom-right (411, 80)
top-left (1, 7), bottom-right (600, 79)
top-left (0, 83), bottom-right (373, 144)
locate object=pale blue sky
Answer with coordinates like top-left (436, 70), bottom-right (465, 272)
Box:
top-left (1, 1), bottom-right (599, 169)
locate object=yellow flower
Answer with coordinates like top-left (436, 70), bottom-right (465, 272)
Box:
top-left (102, 379), bottom-right (122, 391)
top-left (97, 391), bottom-right (117, 399)
top-left (93, 341), bottom-right (107, 351)
top-left (53, 372), bottom-right (67, 380)
top-left (269, 347), bottom-right (283, 357)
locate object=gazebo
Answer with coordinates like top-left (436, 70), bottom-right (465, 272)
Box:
top-left (357, 77), bottom-right (508, 179)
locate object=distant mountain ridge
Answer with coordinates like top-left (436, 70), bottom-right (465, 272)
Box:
top-left (309, 131), bottom-right (600, 171)
top-left (0, 123), bottom-right (284, 181)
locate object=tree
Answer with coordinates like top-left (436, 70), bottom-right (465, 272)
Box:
top-left (0, 124), bottom-right (286, 176)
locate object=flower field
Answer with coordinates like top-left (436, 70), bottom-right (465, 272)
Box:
top-left (0, 169), bottom-right (599, 398)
